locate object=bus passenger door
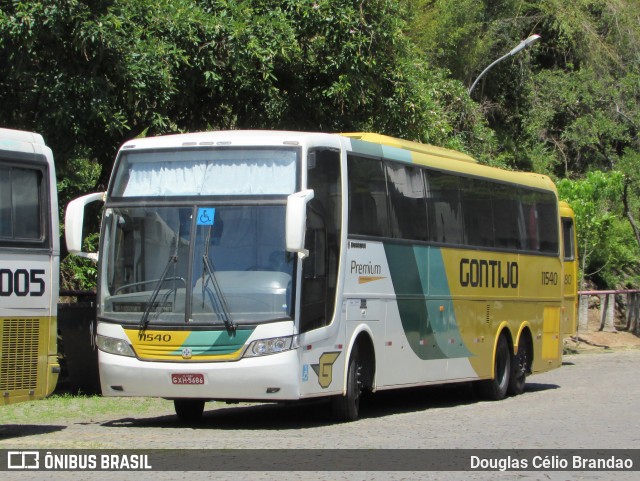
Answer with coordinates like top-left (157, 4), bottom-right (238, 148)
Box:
top-left (299, 149), bottom-right (341, 334)
top-left (297, 149), bottom-right (345, 396)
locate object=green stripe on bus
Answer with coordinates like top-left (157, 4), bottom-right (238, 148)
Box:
top-left (349, 139), bottom-right (383, 158)
top-left (384, 243), bottom-right (472, 360)
top-left (171, 328), bottom-right (254, 356)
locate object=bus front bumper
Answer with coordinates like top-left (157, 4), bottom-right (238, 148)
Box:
top-left (98, 349), bottom-right (301, 401)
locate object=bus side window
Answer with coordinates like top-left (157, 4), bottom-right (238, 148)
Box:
top-left (492, 183), bottom-right (523, 250)
top-left (0, 165), bottom-right (45, 243)
top-left (562, 217), bottom-right (575, 260)
top-left (425, 170), bottom-right (464, 245)
top-left (386, 163), bottom-right (428, 241)
top-left (347, 155), bottom-right (389, 237)
top-left (460, 177), bottom-right (494, 248)
top-left (0, 166), bottom-right (10, 237)
top-left (537, 197), bottom-right (559, 253)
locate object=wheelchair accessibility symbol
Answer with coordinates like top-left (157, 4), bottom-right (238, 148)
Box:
top-left (197, 208), bottom-right (215, 226)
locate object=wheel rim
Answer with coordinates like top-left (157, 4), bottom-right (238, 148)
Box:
top-left (516, 345), bottom-right (528, 382)
top-left (351, 357), bottom-right (362, 410)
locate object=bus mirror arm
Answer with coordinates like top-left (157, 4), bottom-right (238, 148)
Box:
top-left (65, 192), bottom-right (105, 262)
top-left (286, 189), bottom-right (315, 259)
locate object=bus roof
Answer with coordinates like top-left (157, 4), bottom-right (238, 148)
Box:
top-left (118, 130), bottom-right (342, 150)
top-left (117, 130), bottom-right (557, 194)
top-left (342, 132), bottom-right (477, 163)
top-left (0, 128), bottom-right (46, 154)
top-left (559, 201), bottom-right (575, 217)
top-left (344, 132), bottom-right (557, 193)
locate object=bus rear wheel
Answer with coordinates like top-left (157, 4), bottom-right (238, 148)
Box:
top-left (509, 337), bottom-right (530, 396)
top-left (174, 399), bottom-right (205, 423)
top-left (476, 335), bottom-right (511, 401)
top-left (331, 346), bottom-right (362, 422)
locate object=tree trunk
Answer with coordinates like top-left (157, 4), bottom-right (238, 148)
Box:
top-left (622, 180), bottom-right (640, 247)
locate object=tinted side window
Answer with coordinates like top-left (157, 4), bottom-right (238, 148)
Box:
top-left (0, 165), bottom-right (45, 243)
top-left (459, 177), bottom-right (494, 248)
top-left (348, 155), bottom-right (389, 237)
top-left (537, 193), bottom-right (559, 253)
top-left (492, 183), bottom-right (524, 250)
top-left (562, 217), bottom-right (575, 260)
top-left (521, 190), bottom-right (559, 254)
top-left (425, 170), bottom-right (464, 245)
top-left (0, 166), bottom-right (11, 238)
top-left (386, 163), bottom-right (428, 241)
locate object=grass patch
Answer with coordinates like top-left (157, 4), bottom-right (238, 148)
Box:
top-left (1, 394), bottom-right (172, 424)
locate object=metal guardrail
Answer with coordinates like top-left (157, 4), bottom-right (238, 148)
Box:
top-left (578, 289), bottom-right (640, 335)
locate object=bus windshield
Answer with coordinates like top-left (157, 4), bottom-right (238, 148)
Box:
top-left (100, 204), bottom-right (294, 326)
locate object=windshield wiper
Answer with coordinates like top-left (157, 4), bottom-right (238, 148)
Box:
top-left (138, 254), bottom-right (178, 331)
top-left (201, 253), bottom-right (236, 332)
top-left (200, 221), bottom-right (235, 332)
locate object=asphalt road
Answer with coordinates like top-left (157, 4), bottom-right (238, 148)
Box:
top-left (2, 349), bottom-right (639, 480)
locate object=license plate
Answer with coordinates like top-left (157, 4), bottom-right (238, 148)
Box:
top-left (171, 373), bottom-right (205, 385)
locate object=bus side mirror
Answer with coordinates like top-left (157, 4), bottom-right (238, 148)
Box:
top-left (286, 189), bottom-right (314, 258)
top-left (65, 192), bottom-right (105, 262)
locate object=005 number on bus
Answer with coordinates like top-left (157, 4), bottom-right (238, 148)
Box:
top-left (0, 268), bottom-right (46, 296)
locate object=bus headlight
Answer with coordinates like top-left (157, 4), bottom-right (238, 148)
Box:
top-left (244, 335), bottom-right (297, 358)
top-left (96, 335), bottom-right (136, 357)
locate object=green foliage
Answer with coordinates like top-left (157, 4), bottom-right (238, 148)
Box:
top-left (411, 0), bottom-right (640, 288)
top-left (558, 171), bottom-right (640, 287)
top-left (0, 0), bottom-right (491, 177)
top-left (60, 232), bottom-right (99, 291)
top-left (524, 67), bottom-right (634, 176)
top-left (411, 0), bottom-right (640, 170)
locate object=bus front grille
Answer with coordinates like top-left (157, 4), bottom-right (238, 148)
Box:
top-left (0, 318), bottom-right (40, 391)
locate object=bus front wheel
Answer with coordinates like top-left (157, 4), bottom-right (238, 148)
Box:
top-left (331, 345), bottom-right (362, 422)
top-left (476, 335), bottom-right (511, 401)
top-left (174, 399), bottom-right (205, 423)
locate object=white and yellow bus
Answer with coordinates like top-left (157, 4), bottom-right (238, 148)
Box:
top-left (0, 128), bottom-right (59, 405)
top-left (66, 131), bottom-right (576, 421)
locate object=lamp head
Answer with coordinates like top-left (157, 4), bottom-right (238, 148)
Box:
top-left (509, 34), bottom-right (541, 56)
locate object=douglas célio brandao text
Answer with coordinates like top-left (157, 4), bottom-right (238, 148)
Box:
top-left (470, 454), bottom-right (634, 471)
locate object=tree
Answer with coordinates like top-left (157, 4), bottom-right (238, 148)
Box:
top-left (558, 171), bottom-right (640, 288)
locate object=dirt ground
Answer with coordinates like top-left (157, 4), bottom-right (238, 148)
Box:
top-left (564, 307), bottom-right (640, 352)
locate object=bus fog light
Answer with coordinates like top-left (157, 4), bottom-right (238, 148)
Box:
top-left (245, 336), bottom-right (295, 357)
top-left (96, 334), bottom-right (136, 357)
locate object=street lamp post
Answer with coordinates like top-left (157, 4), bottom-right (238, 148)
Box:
top-left (468, 34), bottom-right (541, 95)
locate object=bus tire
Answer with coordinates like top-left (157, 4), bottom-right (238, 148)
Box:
top-left (476, 334), bottom-right (511, 401)
top-left (331, 345), bottom-right (362, 422)
top-left (174, 399), bottom-right (205, 423)
top-left (509, 335), bottom-right (530, 396)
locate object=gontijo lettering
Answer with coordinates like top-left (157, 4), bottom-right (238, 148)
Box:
top-left (459, 258), bottom-right (518, 288)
